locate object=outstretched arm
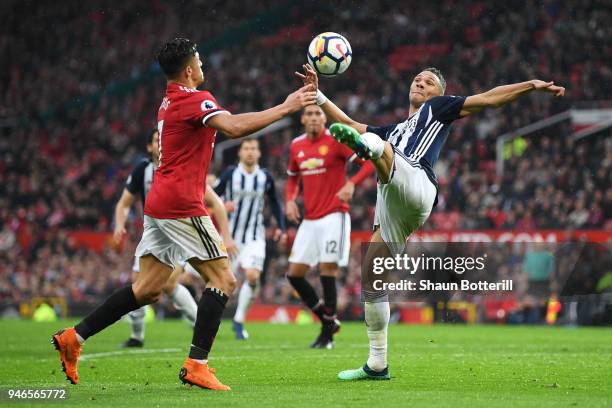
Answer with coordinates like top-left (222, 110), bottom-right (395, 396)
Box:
top-left (207, 85), bottom-right (316, 138)
top-left (295, 64), bottom-right (368, 134)
top-left (460, 80), bottom-right (565, 117)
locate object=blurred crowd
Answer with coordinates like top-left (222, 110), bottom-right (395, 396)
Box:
top-left (1, 0), bottom-right (610, 309)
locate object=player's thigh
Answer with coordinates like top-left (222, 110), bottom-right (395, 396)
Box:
top-left (188, 256), bottom-right (236, 295)
top-left (288, 220), bottom-right (318, 267)
top-left (133, 254), bottom-right (174, 303)
top-left (376, 159), bottom-right (435, 246)
top-left (317, 212), bottom-right (350, 266)
top-left (162, 266), bottom-right (182, 293)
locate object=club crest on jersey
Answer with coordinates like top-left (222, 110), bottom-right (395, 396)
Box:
top-left (300, 158), bottom-right (324, 170)
top-left (318, 145), bottom-right (329, 155)
top-left (201, 100), bottom-right (217, 111)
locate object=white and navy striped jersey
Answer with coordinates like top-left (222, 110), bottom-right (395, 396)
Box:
top-left (125, 158), bottom-right (156, 210)
top-left (367, 95), bottom-right (466, 188)
top-left (213, 164), bottom-right (285, 244)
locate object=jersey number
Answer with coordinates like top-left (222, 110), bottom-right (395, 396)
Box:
top-left (325, 240), bottom-right (337, 254)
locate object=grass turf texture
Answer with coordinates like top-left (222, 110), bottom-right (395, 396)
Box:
top-left (0, 320), bottom-right (610, 407)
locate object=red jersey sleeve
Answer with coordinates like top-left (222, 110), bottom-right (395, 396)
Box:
top-left (287, 144), bottom-right (299, 177)
top-left (183, 91), bottom-right (229, 127)
top-left (286, 144), bottom-right (300, 202)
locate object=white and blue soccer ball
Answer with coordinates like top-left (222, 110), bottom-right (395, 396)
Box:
top-left (307, 32), bottom-right (352, 77)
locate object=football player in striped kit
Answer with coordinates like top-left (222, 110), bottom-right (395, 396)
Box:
top-left (213, 138), bottom-right (286, 339)
top-left (298, 63), bottom-right (564, 380)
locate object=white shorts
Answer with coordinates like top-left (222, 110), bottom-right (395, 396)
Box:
top-left (374, 149), bottom-right (437, 254)
top-left (231, 240), bottom-right (266, 274)
top-left (289, 212), bottom-right (351, 267)
top-left (135, 215), bottom-right (227, 268)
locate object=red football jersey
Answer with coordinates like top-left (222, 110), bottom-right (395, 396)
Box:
top-left (145, 82), bottom-right (229, 219)
top-left (287, 128), bottom-right (366, 220)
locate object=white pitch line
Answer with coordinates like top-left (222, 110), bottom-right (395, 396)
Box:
top-left (42, 348), bottom-right (183, 363)
top-left (79, 348), bottom-right (181, 361)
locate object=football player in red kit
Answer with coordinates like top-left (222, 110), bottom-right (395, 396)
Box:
top-left (51, 38), bottom-right (316, 391)
top-left (286, 105), bottom-right (375, 349)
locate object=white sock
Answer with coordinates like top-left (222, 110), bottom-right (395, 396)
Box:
top-left (234, 282), bottom-right (257, 323)
top-left (365, 301), bottom-right (390, 372)
top-left (75, 332), bottom-right (85, 345)
top-left (171, 284), bottom-right (197, 327)
top-left (362, 132), bottom-right (385, 160)
top-left (128, 306), bottom-right (147, 341)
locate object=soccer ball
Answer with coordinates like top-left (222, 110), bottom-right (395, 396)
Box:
top-left (307, 32), bottom-right (352, 77)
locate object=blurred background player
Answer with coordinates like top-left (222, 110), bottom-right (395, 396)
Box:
top-left (298, 64), bottom-right (564, 379)
top-left (213, 138), bottom-right (286, 339)
top-left (51, 38), bottom-right (316, 390)
top-left (285, 105), bottom-right (375, 349)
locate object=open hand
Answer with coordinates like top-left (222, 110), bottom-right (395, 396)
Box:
top-left (294, 64), bottom-right (319, 90)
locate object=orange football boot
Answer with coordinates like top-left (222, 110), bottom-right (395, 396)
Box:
top-left (51, 327), bottom-right (82, 384)
top-left (179, 358), bottom-right (231, 391)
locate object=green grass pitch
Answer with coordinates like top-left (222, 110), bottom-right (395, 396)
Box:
top-left (0, 319), bottom-right (610, 407)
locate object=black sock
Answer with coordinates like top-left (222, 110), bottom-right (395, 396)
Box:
top-left (320, 276), bottom-right (337, 320)
top-left (75, 286), bottom-right (140, 340)
top-left (287, 276), bottom-right (323, 320)
top-left (189, 287), bottom-right (229, 361)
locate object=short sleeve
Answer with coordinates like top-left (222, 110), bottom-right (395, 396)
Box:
top-left (125, 161), bottom-right (147, 195)
top-left (366, 124), bottom-right (397, 141)
top-left (183, 91), bottom-right (230, 126)
top-left (428, 95), bottom-right (466, 123)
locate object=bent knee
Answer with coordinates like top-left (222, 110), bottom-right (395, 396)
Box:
top-left (132, 283), bottom-right (164, 304)
top-left (224, 274), bottom-right (238, 294)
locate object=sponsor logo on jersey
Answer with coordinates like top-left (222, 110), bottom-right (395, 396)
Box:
top-left (299, 158), bottom-right (324, 170)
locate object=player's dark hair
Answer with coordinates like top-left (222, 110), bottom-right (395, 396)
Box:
top-left (146, 128), bottom-right (158, 147)
top-left (240, 137), bottom-right (260, 148)
top-left (157, 38), bottom-right (198, 78)
top-left (424, 67), bottom-right (446, 94)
